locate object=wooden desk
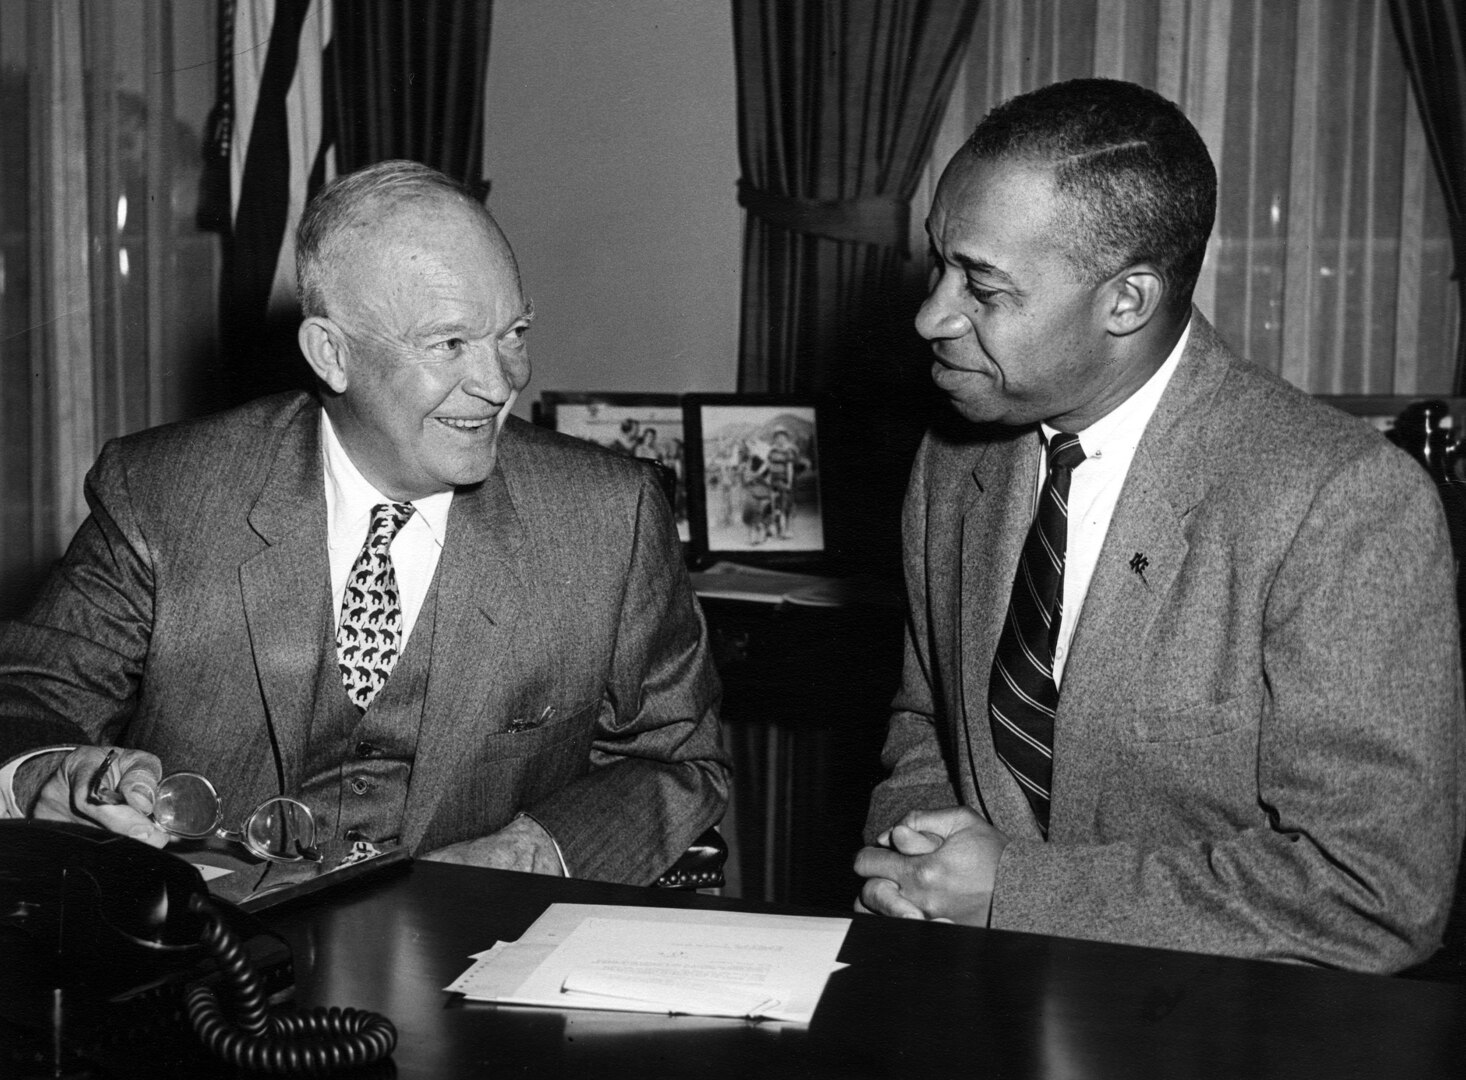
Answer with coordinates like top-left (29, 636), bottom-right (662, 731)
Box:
top-left (244, 861), bottom-right (1465, 1079)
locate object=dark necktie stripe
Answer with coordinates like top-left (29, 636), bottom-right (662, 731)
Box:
top-left (988, 433), bottom-right (1085, 836)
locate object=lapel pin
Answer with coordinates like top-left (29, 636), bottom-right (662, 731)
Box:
top-left (1128, 551), bottom-right (1150, 584)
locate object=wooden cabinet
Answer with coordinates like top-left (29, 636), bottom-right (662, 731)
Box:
top-left (701, 592), bottom-right (904, 909)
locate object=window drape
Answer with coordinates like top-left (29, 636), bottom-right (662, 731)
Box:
top-left (330, 0), bottom-right (493, 193)
top-left (1389, 0), bottom-right (1466, 391)
top-left (731, 0), bottom-right (979, 577)
top-left (928, 0), bottom-right (1458, 397)
top-left (0, 0), bottom-right (219, 617)
top-left (732, 0), bottom-right (978, 397)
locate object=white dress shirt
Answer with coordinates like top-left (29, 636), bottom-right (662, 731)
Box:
top-left (321, 412), bottom-right (453, 647)
top-left (1040, 320), bottom-right (1191, 685)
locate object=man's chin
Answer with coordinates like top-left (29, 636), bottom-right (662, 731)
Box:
top-left (946, 394), bottom-right (1009, 427)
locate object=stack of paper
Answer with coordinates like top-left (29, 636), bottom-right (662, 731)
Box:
top-left (445, 903), bottom-right (850, 1023)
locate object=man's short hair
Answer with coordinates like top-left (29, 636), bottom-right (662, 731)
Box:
top-left (295, 159), bottom-right (500, 317)
top-left (966, 78), bottom-right (1216, 312)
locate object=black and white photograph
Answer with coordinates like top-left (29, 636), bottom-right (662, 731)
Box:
top-left (684, 394), bottom-right (824, 562)
top-left (5, 0), bottom-right (1466, 1073)
top-left (539, 391), bottom-right (689, 542)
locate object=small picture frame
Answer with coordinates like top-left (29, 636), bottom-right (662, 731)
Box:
top-left (1316, 395), bottom-right (1466, 436)
top-left (536, 391), bottom-right (689, 542)
top-left (683, 393), bottom-right (826, 568)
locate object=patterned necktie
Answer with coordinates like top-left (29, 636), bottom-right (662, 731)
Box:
top-left (988, 433), bottom-right (1086, 836)
top-left (337, 502), bottom-right (414, 710)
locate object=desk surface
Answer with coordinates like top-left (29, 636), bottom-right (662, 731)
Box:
top-left (251, 861), bottom-right (1466, 1080)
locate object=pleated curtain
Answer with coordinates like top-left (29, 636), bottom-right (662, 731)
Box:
top-left (1390, 0), bottom-right (1466, 390)
top-left (329, 0), bottom-right (494, 193)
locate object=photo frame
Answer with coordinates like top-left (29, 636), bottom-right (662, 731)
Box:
top-left (683, 393), bottom-right (826, 568)
top-left (536, 391), bottom-right (690, 543)
top-left (1316, 395), bottom-right (1466, 436)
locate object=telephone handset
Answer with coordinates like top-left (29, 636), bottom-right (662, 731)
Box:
top-left (0, 819), bottom-right (395, 1075)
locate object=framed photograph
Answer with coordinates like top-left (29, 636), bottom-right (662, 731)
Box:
top-left (536, 391), bottom-right (689, 542)
top-left (683, 393), bottom-right (826, 567)
top-left (1316, 395), bottom-right (1466, 436)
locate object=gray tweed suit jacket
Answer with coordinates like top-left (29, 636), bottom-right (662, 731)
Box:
top-left (0, 393), bottom-right (728, 885)
top-left (865, 313), bottom-right (1466, 971)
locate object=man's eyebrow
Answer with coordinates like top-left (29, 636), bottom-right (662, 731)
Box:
top-left (926, 230), bottom-right (1018, 288)
top-left (950, 251), bottom-right (1017, 287)
top-left (520, 298), bottom-right (536, 323)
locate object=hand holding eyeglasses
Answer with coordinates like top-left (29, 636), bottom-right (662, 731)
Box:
top-left (18, 745), bottom-right (170, 848)
top-left (88, 750), bottom-right (322, 864)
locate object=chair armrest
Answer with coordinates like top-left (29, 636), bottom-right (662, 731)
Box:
top-left (653, 826), bottom-right (727, 890)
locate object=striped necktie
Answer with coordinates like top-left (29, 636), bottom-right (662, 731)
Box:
top-left (988, 433), bottom-right (1086, 836)
top-left (337, 502), bottom-right (414, 710)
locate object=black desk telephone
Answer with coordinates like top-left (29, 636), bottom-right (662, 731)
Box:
top-left (0, 819), bottom-right (395, 1076)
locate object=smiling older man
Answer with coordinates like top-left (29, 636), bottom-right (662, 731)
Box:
top-left (0, 161), bottom-right (728, 895)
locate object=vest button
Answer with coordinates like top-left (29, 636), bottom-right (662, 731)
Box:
top-left (344, 828), bottom-right (365, 842)
top-left (355, 741), bottom-right (379, 758)
top-left (349, 776), bottom-right (370, 796)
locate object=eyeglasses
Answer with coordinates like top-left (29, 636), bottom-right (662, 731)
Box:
top-left (88, 751), bottom-right (321, 864)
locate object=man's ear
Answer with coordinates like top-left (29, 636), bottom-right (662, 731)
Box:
top-left (1104, 265), bottom-right (1165, 337)
top-left (298, 316), bottom-right (349, 393)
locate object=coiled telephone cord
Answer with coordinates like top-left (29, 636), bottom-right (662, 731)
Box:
top-left (182, 893), bottom-right (398, 1075)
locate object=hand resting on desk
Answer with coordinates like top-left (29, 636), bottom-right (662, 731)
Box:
top-left (420, 813), bottom-right (565, 876)
top-left (854, 806), bottom-right (1008, 926)
top-left (13, 745), bottom-right (170, 848)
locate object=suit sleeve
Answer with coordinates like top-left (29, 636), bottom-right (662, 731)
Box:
top-left (864, 439), bottom-right (963, 841)
top-left (993, 441), bottom-right (1466, 972)
top-left (517, 468), bottom-right (730, 884)
top-left (0, 441), bottom-right (152, 757)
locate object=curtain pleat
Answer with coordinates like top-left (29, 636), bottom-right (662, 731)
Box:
top-left (1389, 0), bottom-right (1466, 390)
top-left (732, 0), bottom-right (978, 575)
top-left (2, 0), bottom-right (212, 616)
top-left (30, 0), bottom-right (97, 562)
top-left (331, 0), bottom-right (493, 192)
top-left (733, 0), bottom-right (978, 396)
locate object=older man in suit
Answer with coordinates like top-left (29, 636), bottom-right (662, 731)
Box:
top-left (0, 161), bottom-right (728, 892)
top-left (855, 79), bottom-right (1465, 972)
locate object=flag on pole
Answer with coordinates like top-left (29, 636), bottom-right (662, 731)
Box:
top-left (214, 0), bottom-right (335, 399)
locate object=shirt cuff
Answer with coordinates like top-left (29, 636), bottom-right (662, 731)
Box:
top-left (515, 811), bottom-right (570, 877)
top-left (0, 746), bottom-right (77, 818)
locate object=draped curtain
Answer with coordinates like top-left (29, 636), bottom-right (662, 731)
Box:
top-left (330, 0), bottom-right (493, 192)
top-left (929, 0), bottom-right (1458, 396)
top-left (0, 0), bottom-right (218, 617)
top-left (732, 0), bottom-right (978, 579)
top-left (1389, 0), bottom-right (1466, 391)
top-left (732, 0), bottom-right (978, 396)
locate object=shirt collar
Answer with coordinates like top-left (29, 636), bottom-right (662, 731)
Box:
top-left (1042, 317), bottom-right (1192, 462)
top-left (320, 409), bottom-right (453, 550)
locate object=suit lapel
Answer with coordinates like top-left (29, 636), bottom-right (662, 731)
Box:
top-left (959, 429), bottom-right (1049, 838)
top-left (400, 464), bottom-right (527, 847)
top-left (239, 400), bottom-right (331, 795)
top-left (1049, 312), bottom-right (1223, 836)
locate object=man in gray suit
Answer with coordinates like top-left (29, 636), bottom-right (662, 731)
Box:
top-left (0, 161), bottom-right (728, 892)
top-left (855, 79), bottom-right (1465, 972)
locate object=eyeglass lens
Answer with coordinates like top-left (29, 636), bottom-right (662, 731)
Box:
top-left (149, 772), bottom-right (317, 862)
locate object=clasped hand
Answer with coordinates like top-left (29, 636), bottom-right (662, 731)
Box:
top-left (853, 806), bottom-right (1009, 925)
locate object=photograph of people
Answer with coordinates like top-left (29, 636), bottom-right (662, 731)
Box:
top-left (699, 406), bottom-right (822, 553)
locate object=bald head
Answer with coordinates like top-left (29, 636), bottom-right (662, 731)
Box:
top-left (296, 160), bottom-right (519, 319)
